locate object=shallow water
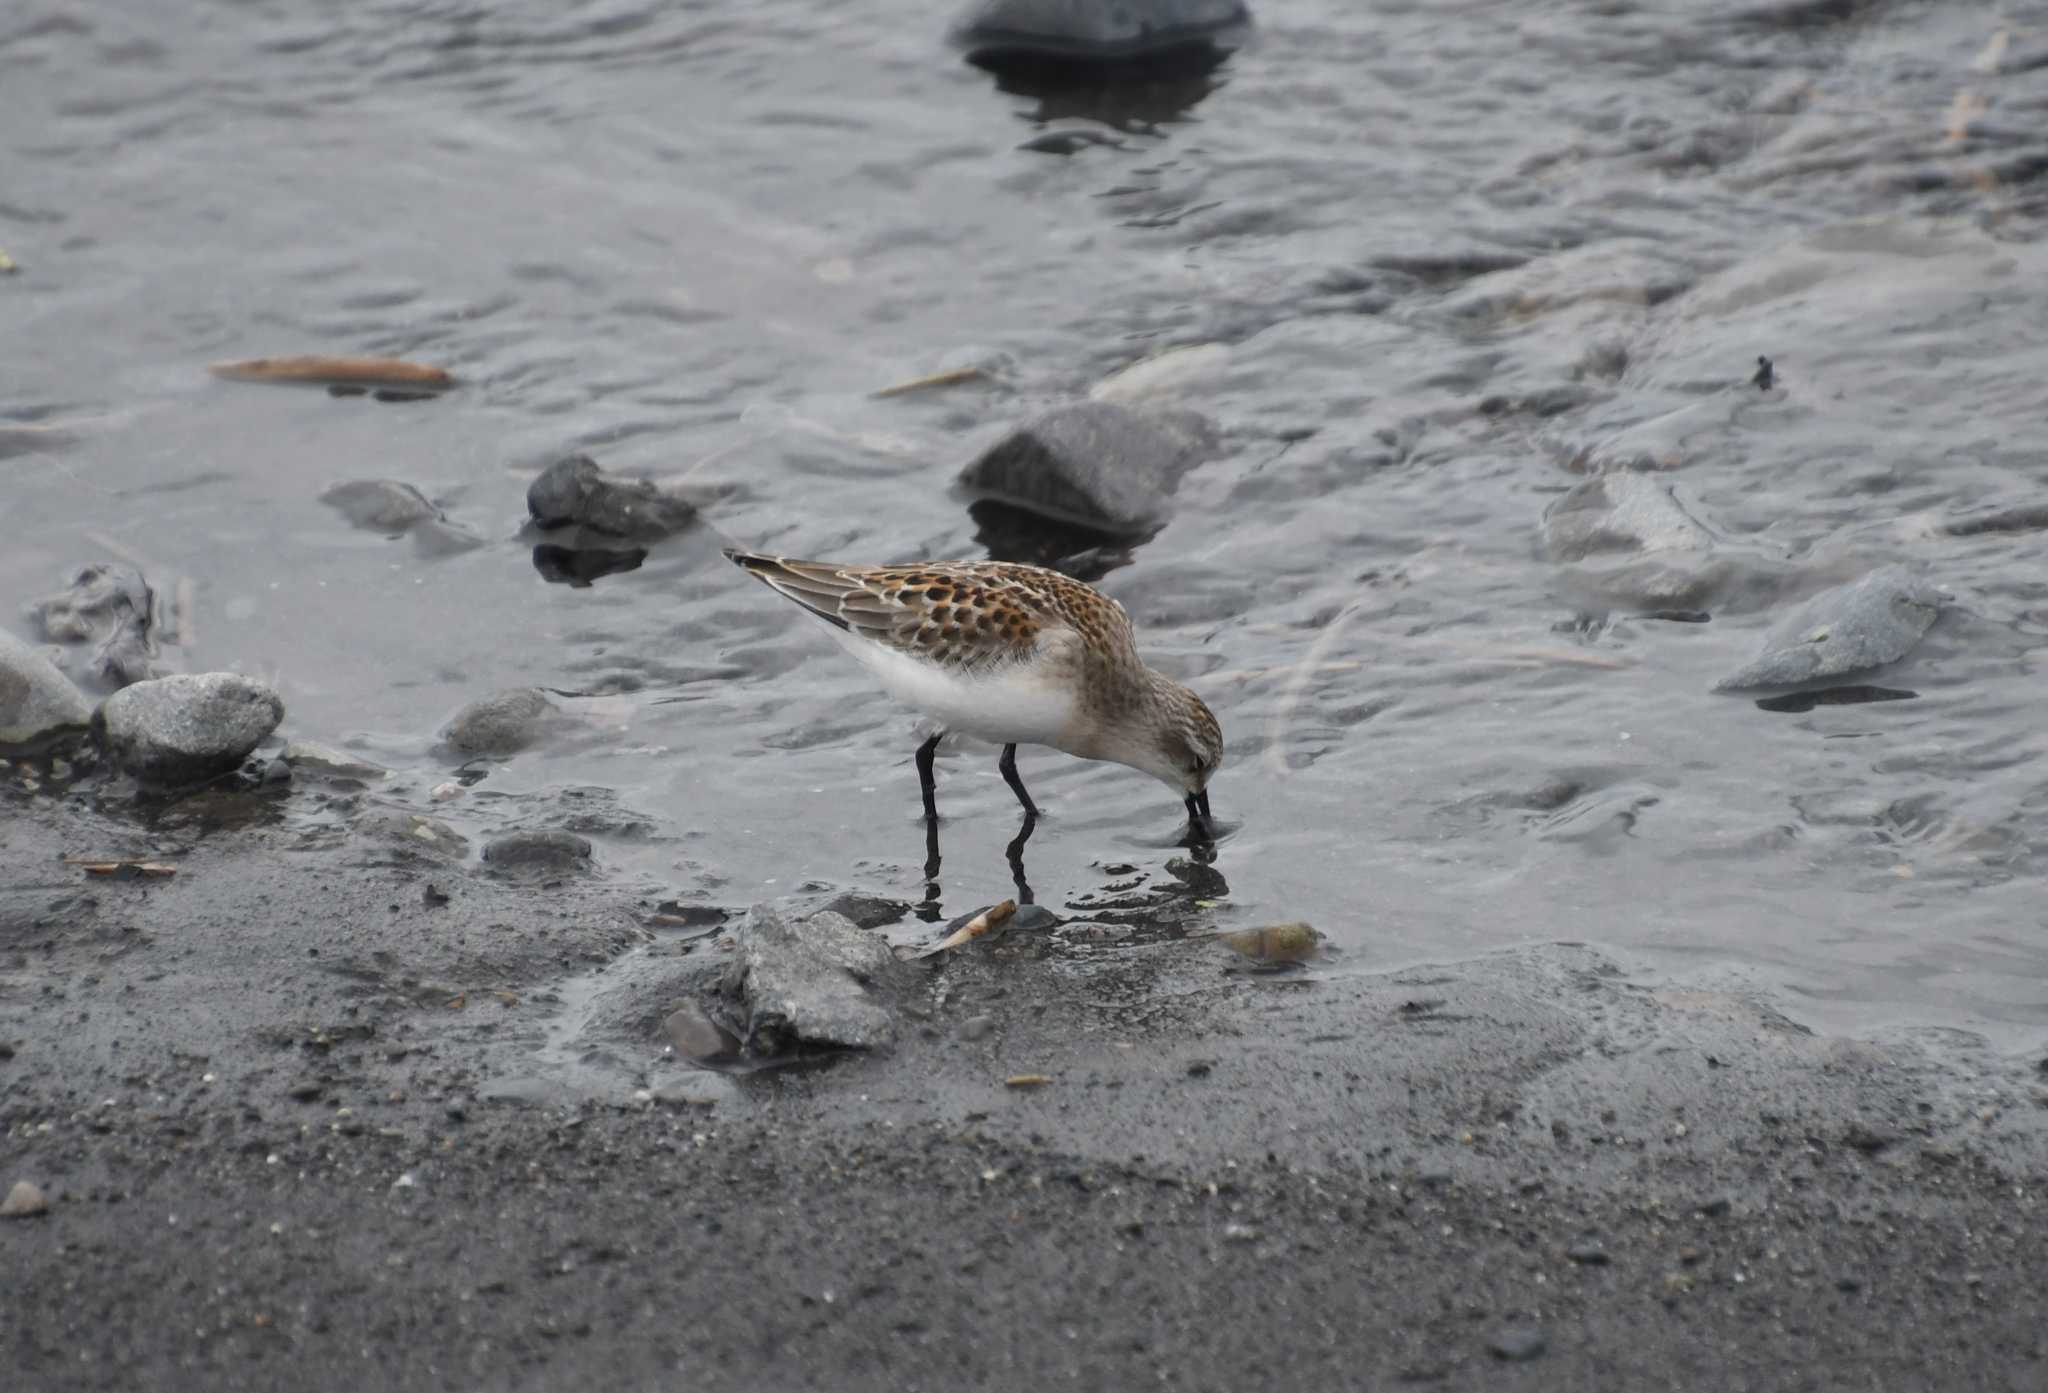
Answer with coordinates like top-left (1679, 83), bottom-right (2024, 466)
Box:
top-left (5, 0), bottom-right (2046, 1046)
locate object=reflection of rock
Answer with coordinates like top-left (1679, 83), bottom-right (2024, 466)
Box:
top-left (0, 629), bottom-right (94, 752)
top-left (442, 687), bottom-right (560, 756)
top-left (482, 830), bottom-right (593, 879)
top-left (967, 499), bottom-right (1133, 582)
top-left (531, 543), bottom-right (648, 588)
top-left (526, 455), bottom-right (697, 541)
top-left (1714, 566), bottom-right (1945, 692)
top-left (957, 402), bottom-right (1216, 538)
top-left (952, 0), bottom-right (1250, 63)
top-left (95, 672), bottom-right (284, 787)
top-left (29, 563), bottom-right (160, 689)
top-left (723, 905), bottom-right (911, 1053)
top-left (1543, 473), bottom-right (1727, 608)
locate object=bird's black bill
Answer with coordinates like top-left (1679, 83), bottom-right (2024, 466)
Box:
top-left (1185, 790), bottom-right (1215, 841)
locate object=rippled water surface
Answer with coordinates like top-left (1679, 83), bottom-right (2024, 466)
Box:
top-left (6, 0), bottom-right (2046, 1044)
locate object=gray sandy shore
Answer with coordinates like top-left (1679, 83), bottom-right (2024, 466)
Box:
top-left (4, 784), bottom-right (2045, 1392)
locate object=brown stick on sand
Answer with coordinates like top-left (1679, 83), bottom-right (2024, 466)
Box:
top-left (208, 356), bottom-right (456, 392)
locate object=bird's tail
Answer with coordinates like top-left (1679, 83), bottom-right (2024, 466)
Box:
top-left (723, 549), bottom-right (855, 632)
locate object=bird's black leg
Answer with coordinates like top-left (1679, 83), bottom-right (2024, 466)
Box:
top-left (999, 744), bottom-right (1040, 818)
top-left (916, 733), bottom-right (942, 823)
top-left (1005, 811), bottom-right (1037, 906)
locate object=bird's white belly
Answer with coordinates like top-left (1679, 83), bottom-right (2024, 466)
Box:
top-left (843, 640), bottom-right (1075, 747)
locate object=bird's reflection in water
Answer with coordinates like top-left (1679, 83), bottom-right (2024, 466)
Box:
top-left (918, 808), bottom-right (1225, 924)
top-left (919, 813), bottom-right (1039, 921)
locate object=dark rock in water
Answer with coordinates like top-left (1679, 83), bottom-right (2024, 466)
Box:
top-left (817, 892), bottom-right (913, 930)
top-left (526, 454), bottom-right (697, 542)
top-left (0, 630), bottom-right (94, 753)
top-left (957, 401), bottom-right (1216, 537)
top-left (1713, 566), bottom-right (1946, 693)
top-left (723, 905), bottom-right (911, 1053)
top-left (482, 829), bottom-right (593, 877)
top-left (28, 563), bottom-right (161, 689)
top-left (320, 479), bottom-right (440, 533)
top-left (442, 687), bottom-right (559, 756)
top-left (952, 0), bottom-right (1251, 63)
top-left (95, 672), bottom-right (284, 786)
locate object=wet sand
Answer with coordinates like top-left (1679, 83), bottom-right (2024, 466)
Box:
top-left (5, 787), bottom-right (2044, 1391)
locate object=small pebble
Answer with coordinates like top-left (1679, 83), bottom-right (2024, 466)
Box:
top-left (959, 1014), bottom-right (995, 1042)
top-left (1487, 1327), bottom-right (1547, 1361)
top-left (2, 1180), bottom-right (50, 1218)
top-left (1566, 1242), bottom-right (1609, 1266)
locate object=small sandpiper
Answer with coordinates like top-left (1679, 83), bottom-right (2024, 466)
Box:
top-left (725, 551), bottom-right (1223, 832)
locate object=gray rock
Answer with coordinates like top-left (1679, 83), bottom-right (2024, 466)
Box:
top-left (664, 1001), bottom-right (739, 1061)
top-left (1, 1179), bottom-right (49, 1218)
top-left (0, 629), bottom-right (93, 752)
top-left (952, 0), bottom-right (1251, 61)
top-left (724, 905), bottom-right (910, 1053)
top-left (442, 687), bottom-right (559, 756)
top-left (28, 563), bottom-right (161, 688)
top-left (281, 740), bottom-right (388, 781)
top-left (319, 479), bottom-right (440, 533)
top-left (526, 454), bottom-right (697, 541)
top-left (95, 672), bottom-right (283, 786)
top-left (956, 401), bottom-right (1217, 536)
top-left (1713, 566), bottom-right (1946, 692)
top-left (481, 829), bottom-right (593, 877)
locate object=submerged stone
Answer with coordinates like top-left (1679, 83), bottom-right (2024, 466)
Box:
top-left (1714, 566), bottom-right (1946, 692)
top-left (1543, 472), bottom-right (1727, 608)
top-left (442, 687), bottom-right (559, 756)
top-left (952, 0), bottom-right (1251, 62)
top-left (482, 829), bottom-right (594, 878)
top-left (0, 629), bottom-right (94, 753)
top-left (95, 672), bottom-right (284, 786)
top-left (320, 479), bottom-right (440, 533)
top-left (957, 400), bottom-right (1216, 536)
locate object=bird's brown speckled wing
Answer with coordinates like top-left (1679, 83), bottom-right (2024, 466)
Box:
top-left (726, 552), bottom-right (1136, 673)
